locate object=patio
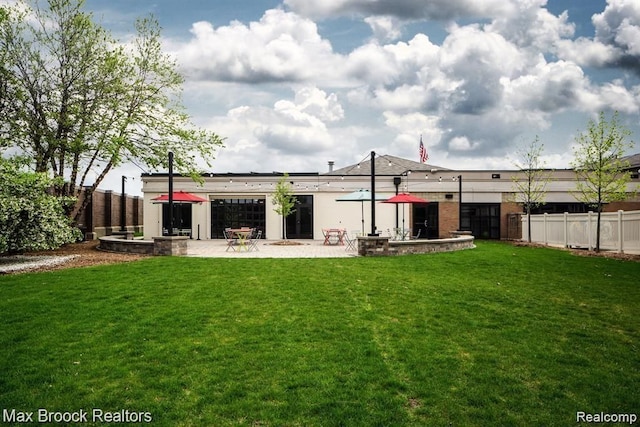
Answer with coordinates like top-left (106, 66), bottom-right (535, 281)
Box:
top-left (186, 239), bottom-right (356, 258)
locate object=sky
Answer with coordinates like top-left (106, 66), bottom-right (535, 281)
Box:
top-left (6, 0), bottom-right (640, 195)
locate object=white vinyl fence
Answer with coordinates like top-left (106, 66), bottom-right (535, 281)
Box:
top-left (522, 210), bottom-right (640, 253)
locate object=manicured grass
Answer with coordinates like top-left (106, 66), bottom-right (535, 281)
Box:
top-left (1, 242), bottom-right (638, 426)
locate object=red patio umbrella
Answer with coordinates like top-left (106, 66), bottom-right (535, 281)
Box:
top-left (382, 193), bottom-right (428, 239)
top-left (383, 193), bottom-right (428, 204)
top-left (152, 191), bottom-right (208, 204)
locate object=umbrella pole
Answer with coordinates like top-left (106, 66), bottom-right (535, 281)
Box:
top-left (361, 201), bottom-right (365, 235)
top-left (402, 203), bottom-right (405, 240)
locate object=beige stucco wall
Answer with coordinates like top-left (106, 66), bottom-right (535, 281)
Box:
top-left (141, 169), bottom-right (640, 240)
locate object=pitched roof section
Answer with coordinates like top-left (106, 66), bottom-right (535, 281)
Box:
top-left (622, 153), bottom-right (640, 169)
top-left (324, 154), bottom-right (450, 176)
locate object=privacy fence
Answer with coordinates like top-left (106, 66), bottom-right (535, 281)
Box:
top-left (75, 188), bottom-right (143, 239)
top-left (523, 210), bottom-right (640, 253)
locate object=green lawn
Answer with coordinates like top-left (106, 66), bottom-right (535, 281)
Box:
top-left (1, 242), bottom-right (638, 426)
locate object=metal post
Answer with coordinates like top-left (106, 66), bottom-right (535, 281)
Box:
top-left (393, 176), bottom-right (401, 229)
top-left (458, 174), bottom-right (462, 231)
top-left (120, 176), bottom-right (126, 232)
top-left (168, 152), bottom-right (174, 236)
top-left (370, 151), bottom-right (376, 236)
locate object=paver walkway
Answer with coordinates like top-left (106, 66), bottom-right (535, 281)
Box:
top-left (187, 239), bottom-right (356, 258)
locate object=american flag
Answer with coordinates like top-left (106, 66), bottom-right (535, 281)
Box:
top-left (419, 137), bottom-right (428, 163)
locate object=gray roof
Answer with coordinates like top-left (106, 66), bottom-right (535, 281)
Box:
top-left (622, 153), bottom-right (640, 169)
top-left (324, 154), bottom-right (450, 176)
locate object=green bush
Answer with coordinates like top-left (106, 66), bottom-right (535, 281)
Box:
top-left (0, 157), bottom-right (81, 253)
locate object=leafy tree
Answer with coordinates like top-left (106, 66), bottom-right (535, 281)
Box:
top-left (0, 157), bottom-right (82, 254)
top-left (271, 174), bottom-right (296, 240)
top-left (571, 111), bottom-right (636, 252)
top-left (0, 0), bottom-right (224, 222)
top-left (511, 136), bottom-right (552, 242)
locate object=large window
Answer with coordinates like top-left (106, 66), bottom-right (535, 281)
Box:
top-left (210, 198), bottom-right (266, 239)
top-left (162, 203), bottom-right (192, 236)
top-left (461, 203), bottom-right (500, 239)
top-left (530, 203), bottom-right (589, 214)
top-left (285, 195), bottom-right (314, 239)
top-left (412, 203), bottom-right (439, 239)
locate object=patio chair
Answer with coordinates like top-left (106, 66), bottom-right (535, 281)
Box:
top-left (223, 228), bottom-right (236, 252)
top-left (249, 230), bottom-right (262, 251)
top-left (344, 231), bottom-right (357, 251)
top-left (412, 229), bottom-right (421, 239)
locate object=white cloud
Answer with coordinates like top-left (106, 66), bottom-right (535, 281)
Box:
top-left (195, 86), bottom-right (352, 173)
top-left (504, 60), bottom-right (588, 113)
top-left (558, 0), bottom-right (640, 72)
top-left (168, 9), bottom-right (340, 83)
top-left (364, 16), bottom-right (403, 42)
top-left (448, 136), bottom-right (477, 151)
top-left (556, 37), bottom-right (620, 67)
top-left (486, 0), bottom-right (574, 50)
top-left (579, 81), bottom-right (640, 115)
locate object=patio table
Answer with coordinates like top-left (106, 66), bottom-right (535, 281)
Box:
top-left (230, 228), bottom-right (253, 251)
top-left (322, 228), bottom-right (346, 245)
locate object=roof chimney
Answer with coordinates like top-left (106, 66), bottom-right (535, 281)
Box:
top-left (328, 161), bottom-right (335, 172)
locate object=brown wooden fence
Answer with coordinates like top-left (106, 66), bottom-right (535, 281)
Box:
top-left (75, 188), bottom-right (143, 239)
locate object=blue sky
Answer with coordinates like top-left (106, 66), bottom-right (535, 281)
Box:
top-left (5, 0), bottom-right (640, 194)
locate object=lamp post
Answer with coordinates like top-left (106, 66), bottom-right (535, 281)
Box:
top-left (370, 151), bottom-right (377, 235)
top-left (120, 176), bottom-right (127, 232)
top-left (393, 176), bottom-right (401, 228)
top-left (168, 151), bottom-right (174, 236)
top-left (458, 174), bottom-right (463, 231)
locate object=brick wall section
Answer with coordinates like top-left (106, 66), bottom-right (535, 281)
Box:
top-left (75, 188), bottom-right (144, 239)
top-left (438, 201), bottom-right (459, 238)
top-left (606, 201), bottom-right (640, 211)
top-left (500, 200), bottom-right (522, 240)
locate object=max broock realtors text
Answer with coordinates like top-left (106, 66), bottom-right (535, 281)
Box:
top-left (3, 408), bottom-right (153, 424)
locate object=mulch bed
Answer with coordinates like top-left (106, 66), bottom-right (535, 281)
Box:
top-left (2, 240), bottom-right (149, 274)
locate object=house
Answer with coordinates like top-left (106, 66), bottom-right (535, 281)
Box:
top-left (141, 154), bottom-right (640, 241)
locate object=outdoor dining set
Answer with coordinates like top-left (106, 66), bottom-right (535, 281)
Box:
top-left (321, 228), bottom-right (358, 250)
top-left (224, 227), bottom-right (262, 252)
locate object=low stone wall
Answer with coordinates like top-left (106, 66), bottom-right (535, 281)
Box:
top-left (98, 235), bottom-right (154, 255)
top-left (389, 235), bottom-right (475, 255)
top-left (99, 235), bottom-right (190, 256)
top-left (358, 235), bottom-right (475, 256)
top-left (152, 236), bottom-right (189, 256)
top-left (357, 236), bottom-right (390, 256)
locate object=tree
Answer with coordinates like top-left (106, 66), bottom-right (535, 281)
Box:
top-left (0, 157), bottom-right (82, 254)
top-left (0, 0), bottom-right (224, 222)
top-left (571, 111), bottom-right (635, 252)
top-left (271, 174), bottom-right (296, 240)
top-left (511, 136), bottom-right (552, 242)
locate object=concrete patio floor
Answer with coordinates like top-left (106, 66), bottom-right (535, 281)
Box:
top-left (186, 239), bottom-right (357, 258)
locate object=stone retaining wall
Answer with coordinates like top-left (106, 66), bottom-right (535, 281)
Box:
top-left (358, 235), bottom-right (475, 256)
top-left (98, 235), bottom-right (189, 256)
top-left (152, 236), bottom-right (189, 256)
top-left (98, 236), bottom-right (154, 255)
top-left (389, 236), bottom-right (475, 255)
top-left (357, 236), bottom-right (390, 256)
